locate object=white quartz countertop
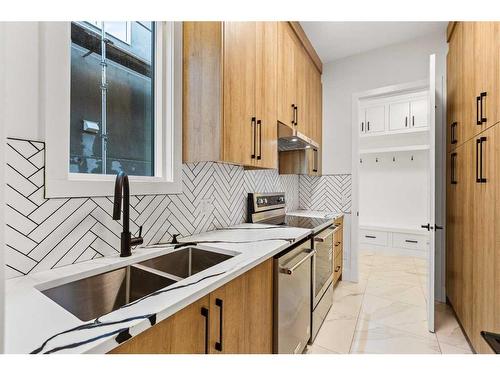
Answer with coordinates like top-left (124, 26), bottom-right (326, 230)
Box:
top-left (287, 210), bottom-right (344, 220)
top-left (5, 223), bottom-right (311, 354)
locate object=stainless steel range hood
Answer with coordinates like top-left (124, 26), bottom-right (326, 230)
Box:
top-left (278, 122), bottom-right (319, 151)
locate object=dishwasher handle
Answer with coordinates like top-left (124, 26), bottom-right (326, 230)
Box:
top-left (280, 249), bottom-right (316, 275)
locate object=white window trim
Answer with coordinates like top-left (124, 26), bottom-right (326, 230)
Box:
top-left (42, 22), bottom-right (182, 198)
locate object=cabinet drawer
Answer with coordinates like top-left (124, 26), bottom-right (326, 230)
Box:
top-left (392, 232), bottom-right (427, 250)
top-left (333, 252), bottom-right (343, 285)
top-left (360, 229), bottom-right (388, 246)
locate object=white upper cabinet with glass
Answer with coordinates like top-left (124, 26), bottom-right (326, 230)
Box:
top-left (43, 22), bottom-right (183, 197)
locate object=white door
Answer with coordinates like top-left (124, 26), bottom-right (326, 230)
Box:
top-left (427, 54), bottom-right (437, 333)
top-left (365, 105), bottom-right (385, 133)
top-left (389, 101), bottom-right (410, 130)
top-left (410, 98), bottom-right (429, 128)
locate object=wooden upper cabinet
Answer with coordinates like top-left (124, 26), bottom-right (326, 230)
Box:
top-left (295, 46), bottom-right (308, 136)
top-left (183, 22), bottom-right (277, 169)
top-left (474, 22), bottom-right (500, 130)
top-left (277, 22), bottom-right (297, 129)
top-left (447, 22), bottom-right (463, 151)
top-left (223, 22), bottom-right (257, 167)
top-left (255, 22), bottom-right (278, 169)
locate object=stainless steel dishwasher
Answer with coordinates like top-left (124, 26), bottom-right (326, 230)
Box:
top-left (274, 239), bottom-right (315, 354)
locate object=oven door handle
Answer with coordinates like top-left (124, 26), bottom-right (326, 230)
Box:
top-left (313, 226), bottom-right (336, 242)
top-left (280, 249), bottom-right (316, 275)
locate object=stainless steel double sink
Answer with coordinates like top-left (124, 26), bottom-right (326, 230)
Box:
top-left (40, 246), bottom-right (235, 322)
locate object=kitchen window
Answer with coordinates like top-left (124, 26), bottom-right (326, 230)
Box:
top-left (43, 22), bottom-right (182, 197)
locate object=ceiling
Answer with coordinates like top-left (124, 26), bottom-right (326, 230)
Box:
top-left (300, 22), bottom-right (447, 63)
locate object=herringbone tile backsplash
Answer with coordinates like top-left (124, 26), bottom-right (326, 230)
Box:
top-left (4, 138), bottom-right (350, 279)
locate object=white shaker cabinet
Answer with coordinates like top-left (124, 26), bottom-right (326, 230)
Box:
top-left (360, 105), bottom-right (385, 134)
top-left (389, 101), bottom-right (410, 130)
top-left (409, 98), bottom-right (428, 128)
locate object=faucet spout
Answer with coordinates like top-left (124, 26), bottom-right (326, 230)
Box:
top-left (113, 172), bottom-right (142, 257)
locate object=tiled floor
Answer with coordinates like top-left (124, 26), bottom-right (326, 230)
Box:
top-left (305, 250), bottom-right (473, 354)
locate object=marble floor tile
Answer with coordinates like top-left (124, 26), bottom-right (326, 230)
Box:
top-left (435, 304), bottom-right (471, 350)
top-left (365, 278), bottom-right (427, 307)
top-left (359, 294), bottom-right (431, 338)
top-left (369, 268), bottom-right (421, 285)
top-left (438, 342), bottom-right (473, 354)
top-left (331, 284), bottom-right (364, 317)
top-left (304, 344), bottom-right (339, 354)
top-left (313, 310), bottom-right (358, 353)
top-left (350, 319), bottom-right (441, 354)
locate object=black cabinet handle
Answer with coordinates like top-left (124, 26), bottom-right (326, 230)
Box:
top-left (334, 241), bottom-right (341, 247)
top-left (215, 298), bottom-right (223, 352)
top-left (201, 307), bottom-right (209, 354)
top-left (361, 122), bottom-right (364, 132)
top-left (451, 122), bottom-right (458, 144)
top-left (405, 116), bottom-right (408, 127)
top-left (476, 138), bottom-right (481, 183)
top-left (365, 235), bottom-right (376, 239)
top-left (367, 121), bottom-right (370, 131)
top-left (412, 115), bottom-right (415, 127)
top-left (421, 223), bottom-right (431, 231)
top-left (335, 265), bottom-right (341, 272)
top-left (313, 149), bottom-right (318, 173)
top-left (291, 104), bottom-right (295, 125)
top-left (480, 92), bottom-right (487, 124)
top-left (480, 136), bottom-right (487, 183)
top-left (476, 96), bottom-right (482, 125)
top-left (251, 117), bottom-right (256, 159)
top-left (295, 106), bottom-right (299, 128)
top-left (405, 239), bottom-right (418, 244)
top-left (451, 152), bottom-right (457, 184)
top-left (257, 119), bottom-right (262, 160)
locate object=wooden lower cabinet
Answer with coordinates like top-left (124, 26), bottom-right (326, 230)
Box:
top-left (333, 217), bottom-right (344, 285)
top-left (109, 259), bottom-right (273, 354)
top-left (446, 124), bottom-right (500, 354)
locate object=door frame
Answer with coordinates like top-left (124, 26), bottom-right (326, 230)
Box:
top-left (350, 78), bottom-right (446, 301)
top-left (0, 21), bottom-right (6, 353)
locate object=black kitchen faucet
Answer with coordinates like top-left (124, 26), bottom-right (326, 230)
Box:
top-left (113, 172), bottom-right (143, 257)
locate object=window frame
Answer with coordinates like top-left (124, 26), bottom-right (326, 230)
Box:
top-left (42, 22), bottom-right (182, 198)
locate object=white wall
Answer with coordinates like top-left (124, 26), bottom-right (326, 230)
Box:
top-left (0, 21), bottom-right (6, 353)
top-left (322, 31), bottom-right (447, 175)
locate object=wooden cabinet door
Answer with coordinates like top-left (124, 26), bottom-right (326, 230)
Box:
top-left (223, 22), bottom-right (257, 166)
top-left (471, 126), bottom-right (498, 353)
top-left (277, 23), bottom-right (297, 129)
top-left (409, 98), bottom-right (428, 128)
top-left (243, 258), bottom-right (273, 353)
top-left (461, 22), bottom-right (478, 141)
top-left (474, 22), bottom-right (500, 130)
top-left (255, 22), bottom-right (278, 169)
top-left (209, 259), bottom-right (273, 354)
top-left (209, 271), bottom-right (247, 354)
top-left (109, 296), bottom-right (210, 354)
top-left (389, 101), bottom-right (410, 131)
top-left (447, 23), bottom-right (463, 151)
top-left (366, 105), bottom-right (385, 133)
top-left (295, 46), bottom-right (308, 137)
top-left (446, 142), bottom-right (473, 337)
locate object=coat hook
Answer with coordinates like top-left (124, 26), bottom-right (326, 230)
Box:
top-left (376, 157), bottom-right (379, 163)
top-left (360, 158), bottom-right (363, 164)
top-left (411, 155), bottom-right (414, 161)
top-left (393, 156), bottom-right (396, 162)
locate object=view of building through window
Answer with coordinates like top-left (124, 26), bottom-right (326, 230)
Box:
top-left (69, 21), bottom-right (155, 176)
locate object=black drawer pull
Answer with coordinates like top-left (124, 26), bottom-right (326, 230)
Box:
top-left (451, 122), bottom-right (458, 144)
top-left (476, 138), bottom-right (481, 183)
top-left (480, 92), bottom-right (487, 123)
top-left (201, 307), bottom-right (209, 354)
top-left (365, 235), bottom-right (376, 239)
top-left (334, 241), bottom-right (341, 247)
top-left (215, 298), bottom-right (223, 352)
top-left (335, 265), bottom-right (341, 272)
top-left (476, 96), bottom-right (482, 125)
top-left (480, 136), bottom-right (487, 183)
top-left (405, 240), bottom-right (418, 244)
top-left (451, 152), bottom-right (457, 184)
